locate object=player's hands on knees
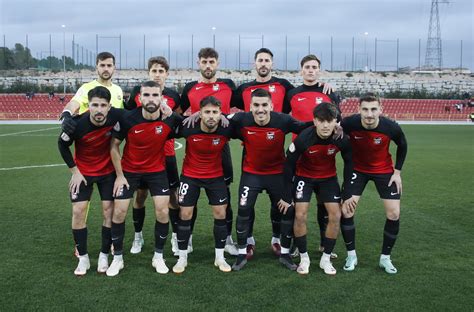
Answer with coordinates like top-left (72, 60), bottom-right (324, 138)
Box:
top-left (113, 175), bottom-right (130, 198)
top-left (182, 111), bottom-right (200, 128)
top-left (160, 102), bottom-right (172, 119)
top-left (69, 171), bottom-right (87, 196)
top-left (277, 199), bottom-right (292, 214)
top-left (318, 82), bottom-right (334, 95)
top-left (333, 123), bottom-right (343, 140)
top-left (60, 111), bottom-right (77, 135)
top-left (220, 115), bottom-right (229, 128)
top-left (342, 196), bottom-right (357, 216)
top-left (388, 169), bottom-right (402, 195)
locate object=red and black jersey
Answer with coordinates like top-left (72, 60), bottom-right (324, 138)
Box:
top-left (125, 85), bottom-right (181, 157)
top-left (230, 111), bottom-right (310, 175)
top-left (176, 123), bottom-right (234, 179)
top-left (233, 76), bottom-right (294, 113)
top-left (112, 108), bottom-right (183, 173)
top-left (181, 79), bottom-right (236, 114)
top-left (58, 108), bottom-right (124, 176)
top-left (285, 84), bottom-right (342, 121)
top-left (341, 115), bottom-right (408, 174)
top-left (283, 126), bottom-right (353, 200)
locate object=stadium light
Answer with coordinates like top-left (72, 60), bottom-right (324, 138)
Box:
top-left (62, 25), bottom-right (66, 95)
top-left (212, 26), bottom-right (216, 48)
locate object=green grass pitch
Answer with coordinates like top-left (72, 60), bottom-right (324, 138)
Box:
top-left (0, 124), bottom-right (473, 311)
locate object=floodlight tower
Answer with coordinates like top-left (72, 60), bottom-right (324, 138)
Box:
top-left (424, 0), bottom-right (449, 69)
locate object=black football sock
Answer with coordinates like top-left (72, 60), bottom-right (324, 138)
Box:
top-left (132, 206), bottom-right (145, 233)
top-left (382, 219), bottom-right (400, 255)
top-left (341, 216), bottom-right (356, 251)
top-left (271, 203), bottom-right (282, 238)
top-left (294, 235), bottom-right (307, 254)
top-left (168, 207), bottom-right (180, 234)
top-left (100, 226), bottom-right (112, 254)
top-left (248, 207), bottom-right (255, 238)
top-left (177, 219), bottom-right (192, 251)
top-left (111, 222), bottom-right (125, 255)
top-left (225, 187), bottom-right (233, 236)
top-left (323, 237), bottom-right (337, 255)
top-left (72, 227), bottom-right (87, 256)
top-left (214, 218), bottom-right (227, 249)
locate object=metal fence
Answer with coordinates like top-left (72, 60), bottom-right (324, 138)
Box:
top-left (1, 33), bottom-right (472, 72)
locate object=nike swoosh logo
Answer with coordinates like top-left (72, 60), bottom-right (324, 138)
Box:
top-left (162, 188), bottom-right (169, 192)
top-left (159, 235), bottom-right (167, 239)
top-left (135, 129), bottom-right (144, 134)
top-left (193, 138), bottom-right (203, 141)
top-left (354, 136), bottom-right (363, 139)
top-left (333, 196), bottom-right (341, 199)
top-left (247, 131), bottom-right (256, 135)
top-left (177, 239), bottom-right (185, 243)
top-left (309, 150), bottom-right (318, 154)
top-left (220, 239), bottom-right (227, 242)
top-left (196, 86), bottom-right (204, 90)
top-left (390, 192), bottom-right (398, 196)
top-left (297, 97), bottom-right (306, 101)
top-left (219, 198), bottom-right (227, 203)
top-left (236, 230), bottom-right (246, 234)
top-left (112, 237), bottom-right (119, 241)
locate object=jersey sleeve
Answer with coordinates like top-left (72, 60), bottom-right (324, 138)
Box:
top-left (281, 79), bottom-right (294, 114)
top-left (125, 86), bottom-right (140, 110)
top-left (285, 114), bottom-right (312, 134)
top-left (169, 90), bottom-right (182, 111)
top-left (232, 85), bottom-right (244, 110)
top-left (180, 83), bottom-right (192, 114)
top-left (57, 132), bottom-right (76, 168)
top-left (391, 122), bottom-right (408, 171)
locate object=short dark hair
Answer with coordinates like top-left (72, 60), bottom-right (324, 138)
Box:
top-left (300, 54), bottom-right (321, 68)
top-left (198, 47), bottom-right (219, 60)
top-left (359, 92), bottom-right (380, 105)
top-left (148, 56), bottom-right (169, 72)
top-left (96, 52), bottom-right (115, 65)
top-left (87, 86), bottom-right (111, 103)
top-left (251, 88), bottom-right (272, 100)
top-left (254, 48), bottom-right (274, 60)
top-left (200, 96), bottom-right (221, 109)
top-left (141, 80), bottom-right (162, 91)
top-left (313, 102), bottom-right (338, 121)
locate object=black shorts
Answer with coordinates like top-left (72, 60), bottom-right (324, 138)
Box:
top-left (238, 172), bottom-right (284, 210)
top-left (222, 143), bottom-right (233, 185)
top-left (70, 172), bottom-right (115, 203)
top-left (351, 170), bottom-right (401, 200)
top-left (293, 176), bottom-right (341, 203)
top-left (137, 156), bottom-right (179, 190)
top-left (178, 175), bottom-right (228, 207)
top-left (115, 171), bottom-right (170, 200)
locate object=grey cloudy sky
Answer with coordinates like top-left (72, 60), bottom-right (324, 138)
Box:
top-left (1, 0), bottom-right (472, 70)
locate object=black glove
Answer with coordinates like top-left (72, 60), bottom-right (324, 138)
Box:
top-left (60, 111), bottom-right (77, 135)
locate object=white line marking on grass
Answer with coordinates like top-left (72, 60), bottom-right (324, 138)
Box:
top-left (0, 164), bottom-right (65, 171)
top-left (0, 127), bottom-right (59, 137)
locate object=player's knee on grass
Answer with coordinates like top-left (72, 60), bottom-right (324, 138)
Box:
top-left (212, 205), bottom-right (227, 220)
top-left (113, 200), bottom-right (130, 223)
top-left (179, 206), bottom-right (194, 220)
top-left (383, 199), bottom-right (400, 220)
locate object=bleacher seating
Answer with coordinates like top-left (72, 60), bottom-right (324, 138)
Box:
top-left (0, 94), bottom-right (72, 120)
top-left (0, 94), bottom-right (472, 121)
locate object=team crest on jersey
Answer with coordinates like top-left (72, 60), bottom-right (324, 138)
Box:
top-left (212, 138), bottom-right (220, 145)
top-left (240, 196), bottom-right (247, 206)
top-left (268, 85), bottom-right (275, 93)
top-left (213, 84), bottom-right (220, 91)
top-left (316, 97), bottom-right (323, 104)
top-left (374, 137), bottom-right (382, 144)
top-left (113, 122), bottom-right (120, 131)
top-left (327, 148), bottom-right (336, 155)
top-left (155, 125), bottom-right (163, 134)
top-left (162, 98), bottom-right (168, 105)
top-left (266, 131), bottom-right (275, 140)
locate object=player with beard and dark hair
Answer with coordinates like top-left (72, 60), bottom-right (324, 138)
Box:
top-left (180, 47), bottom-right (239, 256)
top-left (58, 86), bottom-right (125, 276)
top-left (125, 56), bottom-right (184, 257)
top-left (106, 81), bottom-right (183, 277)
